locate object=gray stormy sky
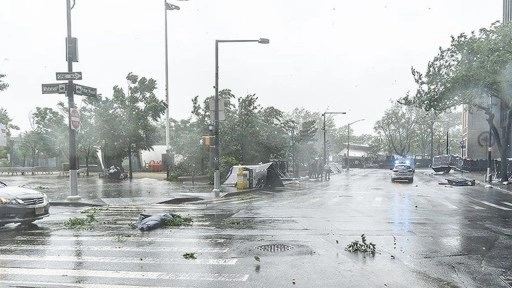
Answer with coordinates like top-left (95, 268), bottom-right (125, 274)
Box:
top-left (0, 0), bottom-right (502, 135)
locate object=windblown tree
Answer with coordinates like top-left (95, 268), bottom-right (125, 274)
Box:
top-left (94, 73), bottom-right (166, 178)
top-left (374, 102), bottom-right (417, 157)
top-left (29, 107), bottom-right (68, 165)
top-left (400, 21), bottom-right (512, 181)
top-left (0, 74), bottom-right (8, 92)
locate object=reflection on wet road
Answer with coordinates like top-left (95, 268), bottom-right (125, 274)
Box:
top-left (1, 169), bottom-right (512, 287)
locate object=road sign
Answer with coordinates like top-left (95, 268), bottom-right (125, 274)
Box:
top-left (42, 83), bottom-right (66, 94)
top-left (74, 83), bottom-right (97, 97)
top-left (70, 108), bottom-right (80, 130)
top-left (56, 72), bottom-right (82, 81)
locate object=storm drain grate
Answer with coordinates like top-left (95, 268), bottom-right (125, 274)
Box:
top-left (255, 244), bottom-right (294, 252)
top-left (500, 275), bottom-right (512, 288)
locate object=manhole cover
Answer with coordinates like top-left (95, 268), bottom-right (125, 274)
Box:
top-left (255, 244), bottom-right (294, 252)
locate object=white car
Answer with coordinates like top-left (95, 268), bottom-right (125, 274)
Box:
top-left (391, 164), bottom-right (414, 183)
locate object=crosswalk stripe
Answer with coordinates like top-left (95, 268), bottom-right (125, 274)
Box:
top-left (0, 245), bottom-right (228, 253)
top-left (0, 255), bottom-right (237, 265)
top-left (478, 200), bottom-right (512, 211)
top-left (13, 236), bottom-right (226, 243)
top-left (440, 200), bottom-right (458, 209)
top-left (327, 197), bottom-right (342, 205)
top-left (501, 201), bottom-right (512, 207)
top-left (372, 197), bottom-right (382, 207)
top-left (0, 280), bottom-right (186, 288)
top-left (0, 267), bottom-right (249, 282)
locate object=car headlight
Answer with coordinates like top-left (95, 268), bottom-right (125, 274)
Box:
top-left (0, 197), bottom-right (24, 205)
top-left (43, 193), bottom-right (49, 203)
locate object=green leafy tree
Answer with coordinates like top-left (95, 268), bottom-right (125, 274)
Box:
top-left (0, 108), bottom-right (20, 166)
top-left (18, 131), bottom-right (44, 167)
top-left (0, 74), bottom-right (8, 92)
top-left (374, 103), bottom-right (417, 157)
top-left (29, 107), bottom-right (68, 166)
top-left (94, 73), bottom-right (166, 178)
top-left (400, 22), bottom-right (512, 181)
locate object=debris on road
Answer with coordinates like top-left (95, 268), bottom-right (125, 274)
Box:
top-left (444, 177), bottom-right (476, 186)
top-left (345, 234), bottom-right (376, 254)
top-left (183, 252), bottom-right (197, 260)
top-left (131, 212), bottom-right (193, 231)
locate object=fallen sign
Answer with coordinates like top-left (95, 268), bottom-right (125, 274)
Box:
top-left (443, 177), bottom-right (476, 186)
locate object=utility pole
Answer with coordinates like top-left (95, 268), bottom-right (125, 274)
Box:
top-left (66, 0), bottom-right (79, 200)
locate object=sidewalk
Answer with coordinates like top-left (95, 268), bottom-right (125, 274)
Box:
top-left (14, 171), bottom-right (221, 207)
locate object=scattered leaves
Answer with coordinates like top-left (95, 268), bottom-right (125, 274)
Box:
top-left (345, 234), bottom-right (376, 254)
top-left (183, 252), bottom-right (197, 260)
top-left (63, 209), bottom-right (98, 230)
top-left (164, 215), bottom-right (193, 227)
top-left (254, 256), bottom-right (260, 262)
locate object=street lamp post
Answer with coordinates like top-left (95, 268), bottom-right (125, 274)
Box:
top-left (346, 119), bottom-right (365, 171)
top-left (321, 112), bottom-right (346, 169)
top-left (164, 1), bottom-right (180, 177)
top-left (213, 38), bottom-right (269, 192)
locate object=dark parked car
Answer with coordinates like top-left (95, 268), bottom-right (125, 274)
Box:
top-left (0, 180), bottom-right (50, 226)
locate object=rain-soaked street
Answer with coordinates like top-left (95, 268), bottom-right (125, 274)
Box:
top-left (1, 169), bottom-right (512, 287)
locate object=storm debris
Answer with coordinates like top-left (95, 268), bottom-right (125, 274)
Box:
top-left (63, 209), bottom-right (98, 230)
top-left (131, 212), bottom-right (193, 231)
top-left (183, 253), bottom-right (197, 260)
top-left (345, 234), bottom-right (376, 254)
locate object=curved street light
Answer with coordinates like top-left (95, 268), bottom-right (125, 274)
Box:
top-left (213, 38), bottom-right (270, 192)
top-left (321, 112), bottom-right (346, 173)
top-left (346, 118), bottom-right (365, 171)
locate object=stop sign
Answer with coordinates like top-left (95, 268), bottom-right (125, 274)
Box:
top-left (70, 108), bottom-right (80, 130)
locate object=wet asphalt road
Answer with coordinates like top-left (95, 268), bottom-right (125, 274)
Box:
top-left (0, 169), bottom-right (512, 287)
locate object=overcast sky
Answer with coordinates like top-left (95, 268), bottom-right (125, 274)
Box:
top-left (0, 0), bottom-right (503, 135)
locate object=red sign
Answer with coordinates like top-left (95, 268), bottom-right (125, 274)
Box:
top-left (70, 108), bottom-right (80, 130)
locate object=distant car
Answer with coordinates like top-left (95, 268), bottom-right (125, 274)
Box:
top-left (391, 164), bottom-right (414, 183)
top-left (0, 180), bottom-right (50, 226)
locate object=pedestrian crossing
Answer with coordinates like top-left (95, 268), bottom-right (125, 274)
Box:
top-left (0, 203), bottom-right (249, 287)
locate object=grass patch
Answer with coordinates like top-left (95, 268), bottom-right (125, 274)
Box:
top-left (163, 214), bottom-right (193, 227)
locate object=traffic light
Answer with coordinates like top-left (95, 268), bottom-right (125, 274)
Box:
top-left (200, 136), bottom-right (214, 147)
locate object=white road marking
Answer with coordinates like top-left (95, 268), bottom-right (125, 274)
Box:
top-left (327, 197), bottom-right (342, 205)
top-left (0, 254), bottom-right (237, 265)
top-left (0, 280), bottom-right (187, 288)
top-left (440, 200), bottom-right (458, 209)
top-left (0, 245), bottom-right (228, 253)
top-left (478, 200), bottom-right (512, 211)
top-left (14, 235), bottom-right (225, 243)
top-left (0, 267), bottom-right (249, 281)
top-left (501, 201), bottom-right (512, 207)
top-left (469, 205), bottom-right (485, 210)
top-left (372, 197), bottom-right (382, 207)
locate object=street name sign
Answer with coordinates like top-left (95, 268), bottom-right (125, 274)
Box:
top-left (42, 83), bottom-right (66, 94)
top-left (56, 72), bottom-right (82, 81)
top-left (74, 83), bottom-right (97, 97)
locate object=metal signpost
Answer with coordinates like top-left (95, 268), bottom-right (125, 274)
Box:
top-left (40, 0), bottom-right (97, 201)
